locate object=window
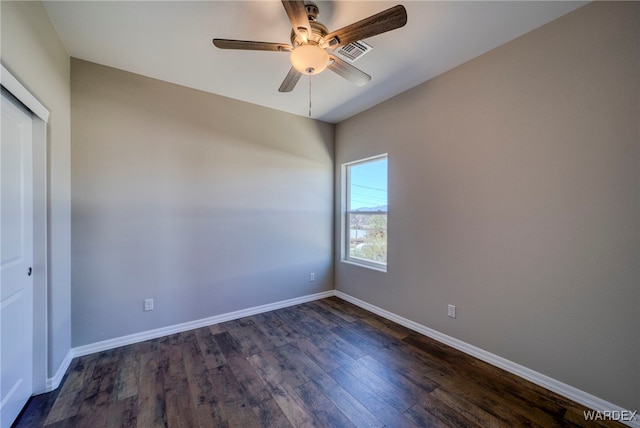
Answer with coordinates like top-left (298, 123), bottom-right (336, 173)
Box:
top-left (343, 155), bottom-right (388, 271)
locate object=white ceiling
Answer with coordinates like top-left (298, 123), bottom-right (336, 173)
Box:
top-left (43, 1), bottom-right (586, 124)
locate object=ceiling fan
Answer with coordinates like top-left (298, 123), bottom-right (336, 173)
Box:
top-left (213, 1), bottom-right (407, 92)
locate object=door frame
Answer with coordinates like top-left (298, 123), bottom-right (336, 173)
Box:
top-left (1, 64), bottom-right (50, 394)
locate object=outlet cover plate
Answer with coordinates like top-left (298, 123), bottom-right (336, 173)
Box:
top-left (448, 304), bottom-right (456, 318)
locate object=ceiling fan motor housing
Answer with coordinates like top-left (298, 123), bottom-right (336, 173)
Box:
top-left (305, 2), bottom-right (319, 21)
top-left (290, 2), bottom-right (328, 48)
top-left (290, 19), bottom-right (328, 48)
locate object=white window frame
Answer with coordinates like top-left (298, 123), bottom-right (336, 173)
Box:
top-left (342, 154), bottom-right (388, 272)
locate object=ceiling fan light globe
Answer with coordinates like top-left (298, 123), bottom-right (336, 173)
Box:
top-left (290, 45), bottom-right (329, 75)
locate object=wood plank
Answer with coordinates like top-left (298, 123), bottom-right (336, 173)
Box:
top-left (208, 323), bottom-right (227, 335)
top-left (308, 330), bottom-right (363, 362)
top-left (403, 332), bottom-right (478, 367)
top-left (164, 345), bottom-right (199, 428)
top-left (326, 299), bottom-right (413, 340)
top-left (209, 364), bottom-right (261, 427)
top-left (135, 351), bottom-right (168, 427)
top-left (194, 326), bottom-right (226, 370)
top-left (180, 335), bottom-right (226, 426)
top-left (72, 360), bottom-right (119, 428)
top-left (323, 297), bottom-right (372, 320)
top-left (111, 344), bottom-right (140, 401)
top-left (295, 380), bottom-right (358, 428)
top-left (105, 395), bottom-right (138, 428)
top-left (382, 336), bottom-right (459, 379)
top-left (246, 352), bottom-right (318, 427)
top-left (351, 317), bottom-right (407, 347)
top-left (401, 336), bottom-right (574, 428)
top-left (330, 325), bottom-right (387, 357)
top-left (252, 398), bottom-right (295, 428)
top-left (329, 365), bottom-right (420, 428)
top-left (44, 356), bottom-right (99, 424)
top-left (296, 303), bottom-right (339, 330)
top-left (406, 393), bottom-right (486, 428)
top-left (289, 336), bottom-right (345, 373)
top-left (276, 306), bottom-right (326, 337)
top-left (425, 378), bottom-right (547, 427)
top-left (373, 341), bottom-right (544, 427)
top-left (309, 299), bottom-right (357, 324)
top-left (251, 311), bottom-right (292, 347)
top-left (277, 343), bottom-right (382, 428)
top-left (357, 354), bottom-right (437, 396)
top-left (429, 386), bottom-right (515, 428)
top-left (222, 319), bottom-right (266, 356)
top-left (214, 332), bottom-right (273, 408)
top-left (339, 359), bottom-right (415, 412)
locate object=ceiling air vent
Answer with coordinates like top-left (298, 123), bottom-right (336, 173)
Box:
top-left (335, 40), bottom-right (373, 63)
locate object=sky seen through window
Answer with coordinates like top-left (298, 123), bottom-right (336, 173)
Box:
top-left (349, 158), bottom-right (387, 211)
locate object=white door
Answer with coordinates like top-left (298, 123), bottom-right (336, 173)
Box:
top-left (0, 92), bottom-right (34, 428)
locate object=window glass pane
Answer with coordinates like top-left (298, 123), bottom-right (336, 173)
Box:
top-left (348, 213), bottom-right (387, 264)
top-left (345, 156), bottom-right (387, 269)
top-left (349, 157), bottom-right (387, 211)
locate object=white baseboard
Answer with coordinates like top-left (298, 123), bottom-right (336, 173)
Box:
top-left (335, 291), bottom-right (639, 428)
top-left (45, 349), bottom-right (73, 392)
top-left (72, 290), bottom-right (335, 358)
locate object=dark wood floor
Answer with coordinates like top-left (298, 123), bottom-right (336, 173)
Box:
top-left (15, 297), bottom-right (622, 428)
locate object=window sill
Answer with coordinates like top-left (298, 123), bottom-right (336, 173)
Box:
top-left (341, 259), bottom-right (387, 273)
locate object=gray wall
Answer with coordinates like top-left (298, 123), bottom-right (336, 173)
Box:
top-left (1, 1), bottom-right (72, 380)
top-left (334, 2), bottom-right (639, 410)
top-left (71, 59), bottom-right (334, 346)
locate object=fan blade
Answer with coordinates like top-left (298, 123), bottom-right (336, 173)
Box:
top-left (213, 39), bottom-right (293, 52)
top-left (327, 55), bottom-right (371, 87)
top-left (324, 5), bottom-right (407, 48)
top-left (281, 1), bottom-right (311, 42)
top-left (279, 67), bottom-right (303, 92)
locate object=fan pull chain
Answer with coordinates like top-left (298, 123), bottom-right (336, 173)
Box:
top-left (308, 75), bottom-right (312, 118)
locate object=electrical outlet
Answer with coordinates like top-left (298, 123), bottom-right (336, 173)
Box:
top-left (144, 298), bottom-right (154, 311)
top-left (309, 272), bottom-right (315, 282)
top-left (448, 304), bottom-right (456, 318)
